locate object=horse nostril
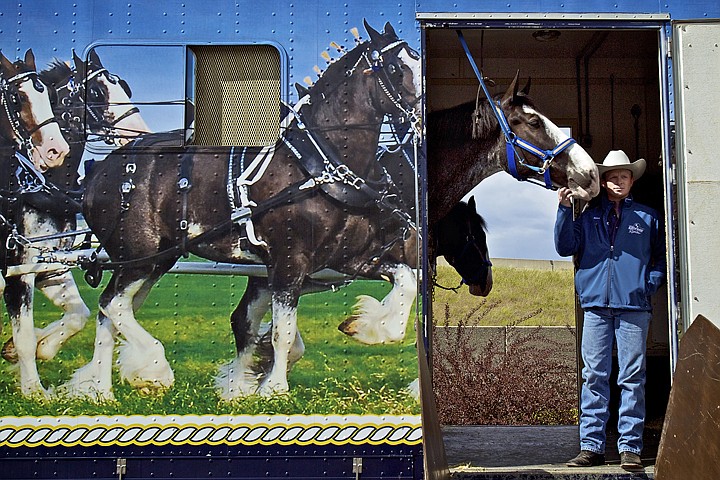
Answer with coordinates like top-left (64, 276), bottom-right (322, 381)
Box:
top-left (46, 148), bottom-right (62, 162)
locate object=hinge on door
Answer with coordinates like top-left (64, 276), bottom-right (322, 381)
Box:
top-left (671, 163), bottom-right (677, 186)
top-left (116, 458), bottom-right (127, 480)
top-left (352, 457), bottom-right (363, 479)
top-left (667, 37), bottom-right (672, 58)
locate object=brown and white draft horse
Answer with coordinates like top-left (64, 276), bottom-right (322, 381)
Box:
top-left (0, 49), bottom-right (70, 396)
top-left (1, 51), bottom-right (150, 397)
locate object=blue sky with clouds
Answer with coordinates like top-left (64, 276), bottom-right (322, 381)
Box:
top-left (466, 174), bottom-right (564, 261)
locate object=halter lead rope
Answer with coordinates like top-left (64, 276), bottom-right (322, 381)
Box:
top-left (456, 30), bottom-right (576, 190)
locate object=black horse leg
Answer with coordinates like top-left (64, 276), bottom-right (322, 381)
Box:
top-left (231, 276), bottom-right (309, 376)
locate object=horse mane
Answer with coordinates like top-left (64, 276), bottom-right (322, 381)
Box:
top-left (306, 43), bottom-right (366, 98)
top-left (457, 201), bottom-right (488, 232)
top-left (428, 91), bottom-right (538, 147)
top-left (39, 59), bottom-right (73, 86)
top-left (443, 200), bottom-right (488, 232)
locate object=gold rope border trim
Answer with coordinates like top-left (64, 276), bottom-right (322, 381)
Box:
top-left (0, 415), bottom-right (422, 448)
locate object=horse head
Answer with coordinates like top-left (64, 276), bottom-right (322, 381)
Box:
top-left (74, 49), bottom-right (150, 145)
top-left (434, 196), bottom-right (493, 297)
top-left (0, 49), bottom-right (69, 171)
top-left (499, 71), bottom-right (599, 201)
top-left (363, 20), bottom-right (422, 126)
top-left (303, 21), bottom-right (421, 138)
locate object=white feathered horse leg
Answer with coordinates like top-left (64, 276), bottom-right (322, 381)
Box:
top-left (338, 264), bottom-right (417, 344)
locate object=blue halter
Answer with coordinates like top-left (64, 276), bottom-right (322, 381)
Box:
top-left (456, 30), bottom-right (576, 189)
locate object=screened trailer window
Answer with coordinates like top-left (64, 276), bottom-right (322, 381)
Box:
top-left (189, 45), bottom-right (281, 146)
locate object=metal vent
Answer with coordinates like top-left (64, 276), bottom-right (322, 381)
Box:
top-left (192, 45), bottom-right (280, 146)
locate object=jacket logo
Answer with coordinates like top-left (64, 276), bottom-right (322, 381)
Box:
top-left (628, 223), bottom-right (645, 235)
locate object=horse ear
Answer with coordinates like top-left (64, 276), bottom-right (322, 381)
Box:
top-left (467, 195), bottom-right (477, 211)
top-left (89, 49), bottom-right (103, 68)
top-left (72, 49), bottom-right (85, 76)
top-left (501, 70), bottom-right (520, 106)
top-left (520, 77), bottom-right (531, 96)
top-left (295, 82), bottom-right (310, 97)
top-left (364, 19), bottom-right (383, 45)
top-left (23, 49), bottom-right (37, 70)
top-left (0, 50), bottom-right (13, 73)
top-left (383, 21), bottom-right (397, 39)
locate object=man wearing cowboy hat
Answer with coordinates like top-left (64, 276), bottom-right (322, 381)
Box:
top-left (555, 150), bottom-right (666, 472)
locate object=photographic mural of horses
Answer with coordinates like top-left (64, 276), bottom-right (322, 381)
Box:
top-left (1, 51), bottom-right (149, 397)
top-left (247, 195), bottom-right (491, 393)
top-left (63, 21), bottom-right (422, 401)
top-left (0, 49), bottom-right (71, 396)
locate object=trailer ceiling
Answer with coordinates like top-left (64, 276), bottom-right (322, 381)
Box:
top-left (425, 29), bottom-right (659, 59)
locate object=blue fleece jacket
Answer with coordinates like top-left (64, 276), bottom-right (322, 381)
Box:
top-left (554, 193), bottom-right (666, 311)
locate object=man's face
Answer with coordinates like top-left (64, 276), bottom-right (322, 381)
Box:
top-left (602, 169), bottom-right (634, 202)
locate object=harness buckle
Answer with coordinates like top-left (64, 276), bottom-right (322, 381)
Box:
top-left (121, 179), bottom-right (135, 194)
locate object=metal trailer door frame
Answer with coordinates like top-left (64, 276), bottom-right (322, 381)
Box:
top-left (671, 20), bottom-right (720, 334)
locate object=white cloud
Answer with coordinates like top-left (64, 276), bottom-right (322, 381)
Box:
top-left (463, 172), bottom-right (565, 261)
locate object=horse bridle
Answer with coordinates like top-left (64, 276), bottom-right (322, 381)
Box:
top-left (433, 219), bottom-right (492, 293)
top-left (0, 71), bottom-right (59, 154)
top-left (448, 218), bottom-right (492, 285)
top-left (59, 67), bottom-right (141, 144)
top-left (358, 40), bottom-right (422, 137)
top-left (456, 30), bottom-right (576, 190)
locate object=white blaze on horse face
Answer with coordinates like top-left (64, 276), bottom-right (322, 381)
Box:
top-left (19, 78), bottom-right (69, 171)
top-left (525, 106), bottom-right (600, 201)
top-left (98, 75), bottom-right (151, 145)
top-left (398, 48), bottom-right (422, 103)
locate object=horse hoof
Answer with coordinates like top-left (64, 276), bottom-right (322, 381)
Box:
top-left (1, 339), bottom-right (18, 364)
top-left (337, 317), bottom-right (358, 337)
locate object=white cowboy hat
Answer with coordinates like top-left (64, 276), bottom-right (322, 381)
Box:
top-left (597, 150), bottom-right (646, 180)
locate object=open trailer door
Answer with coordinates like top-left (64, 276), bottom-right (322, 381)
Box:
top-left (672, 20), bottom-right (720, 332)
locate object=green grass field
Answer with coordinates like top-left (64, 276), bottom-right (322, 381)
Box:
top-left (0, 269), bottom-right (419, 417)
top-left (433, 264), bottom-right (576, 327)
top-left (0, 263), bottom-right (575, 417)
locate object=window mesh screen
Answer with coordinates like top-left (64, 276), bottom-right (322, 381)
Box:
top-left (192, 45), bottom-right (280, 146)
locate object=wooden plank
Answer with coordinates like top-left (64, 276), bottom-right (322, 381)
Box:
top-left (655, 315), bottom-right (720, 480)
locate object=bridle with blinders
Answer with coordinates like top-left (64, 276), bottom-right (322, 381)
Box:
top-left (0, 71), bottom-right (60, 154)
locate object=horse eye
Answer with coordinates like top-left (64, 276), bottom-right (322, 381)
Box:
top-left (529, 118), bottom-right (542, 128)
top-left (404, 47), bottom-right (419, 60)
top-left (106, 73), bottom-right (119, 85)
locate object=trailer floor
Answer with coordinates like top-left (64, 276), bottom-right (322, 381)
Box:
top-left (443, 425), bottom-right (657, 479)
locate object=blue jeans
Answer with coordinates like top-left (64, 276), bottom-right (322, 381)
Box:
top-left (579, 307), bottom-right (651, 455)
